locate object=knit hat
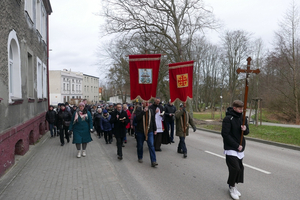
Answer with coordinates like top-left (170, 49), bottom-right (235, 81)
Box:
top-left (79, 102), bottom-right (85, 107)
top-left (103, 109), bottom-right (108, 114)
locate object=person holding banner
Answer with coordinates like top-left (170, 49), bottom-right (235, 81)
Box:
top-left (135, 101), bottom-right (158, 167)
top-left (175, 102), bottom-right (196, 158)
top-left (149, 98), bottom-right (165, 151)
top-left (221, 100), bottom-right (249, 200)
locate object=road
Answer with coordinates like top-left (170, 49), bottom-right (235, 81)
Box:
top-left (0, 129), bottom-right (299, 200)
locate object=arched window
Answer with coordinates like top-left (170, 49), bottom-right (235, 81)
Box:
top-left (7, 30), bottom-right (22, 102)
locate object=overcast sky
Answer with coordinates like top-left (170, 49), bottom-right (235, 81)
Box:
top-left (49, 0), bottom-right (293, 81)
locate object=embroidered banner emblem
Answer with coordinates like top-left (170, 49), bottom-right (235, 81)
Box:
top-left (177, 74), bottom-right (188, 88)
top-left (139, 69), bottom-right (152, 84)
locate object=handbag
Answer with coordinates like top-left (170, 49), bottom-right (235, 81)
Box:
top-left (63, 120), bottom-right (71, 127)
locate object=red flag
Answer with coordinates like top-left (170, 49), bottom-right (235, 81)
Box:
top-left (169, 61), bottom-right (194, 103)
top-left (129, 54), bottom-right (161, 101)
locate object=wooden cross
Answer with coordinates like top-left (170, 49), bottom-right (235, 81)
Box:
top-left (236, 57), bottom-right (260, 145)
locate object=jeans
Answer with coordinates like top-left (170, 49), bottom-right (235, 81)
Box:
top-left (49, 123), bottom-right (56, 136)
top-left (116, 137), bottom-right (124, 156)
top-left (166, 120), bottom-right (175, 141)
top-left (136, 132), bottom-right (156, 162)
top-left (178, 136), bottom-right (187, 153)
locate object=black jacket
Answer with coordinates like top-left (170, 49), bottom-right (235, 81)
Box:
top-left (94, 112), bottom-right (102, 130)
top-left (135, 106), bottom-right (157, 133)
top-left (164, 103), bottom-right (176, 122)
top-left (57, 110), bottom-right (72, 128)
top-left (221, 107), bottom-right (249, 152)
top-left (46, 110), bottom-right (57, 124)
top-left (110, 110), bottom-right (129, 138)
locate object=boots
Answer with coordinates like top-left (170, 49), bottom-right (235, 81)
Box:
top-left (177, 147), bottom-right (183, 154)
top-left (77, 150), bottom-right (81, 158)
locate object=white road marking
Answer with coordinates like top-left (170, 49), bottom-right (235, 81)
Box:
top-left (205, 150), bottom-right (272, 175)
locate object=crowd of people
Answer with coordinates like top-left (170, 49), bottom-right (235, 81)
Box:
top-left (46, 98), bottom-right (248, 199)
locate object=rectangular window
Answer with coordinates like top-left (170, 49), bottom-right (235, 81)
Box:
top-left (43, 63), bottom-right (47, 98)
top-left (72, 84), bottom-right (74, 91)
top-left (37, 57), bottom-right (43, 98)
top-left (27, 53), bottom-right (34, 97)
top-left (63, 83), bottom-right (65, 91)
top-left (36, 0), bottom-right (41, 32)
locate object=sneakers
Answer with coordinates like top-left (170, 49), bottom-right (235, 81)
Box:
top-left (77, 150), bottom-right (81, 158)
top-left (151, 162), bottom-right (158, 167)
top-left (229, 186), bottom-right (240, 200)
top-left (82, 150), bottom-right (86, 157)
top-left (234, 186), bottom-right (241, 197)
top-left (138, 159), bottom-right (143, 163)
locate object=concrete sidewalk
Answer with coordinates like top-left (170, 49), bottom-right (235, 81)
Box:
top-left (0, 133), bottom-right (133, 200)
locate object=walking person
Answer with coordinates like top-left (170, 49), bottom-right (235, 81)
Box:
top-left (100, 110), bottom-right (113, 144)
top-left (46, 105), bottom-right (57, 137)
top-left (69, 102), bottom-right (93, 158)
top-left (175, 102), bottom-right (196, 158)
top-left (57, 103), bottom-right (72, 146)
top-left (149, 98), bottom-right (165, 151)
top-left (135, 101), bottom-right (158, 167)
top-left (221, 100), bottom-right (249, 200)
top-left (110, 103), bottom-right (129, 160)
top-left (123, 104), bottom-right (131, 144)
top-left (164, 100), bottom-right (176, 143)
top-left (94, 108), bottom-right (102, 138)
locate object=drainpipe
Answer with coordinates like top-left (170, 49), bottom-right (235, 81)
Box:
top-left (47, 13), bottom-right (50, 108)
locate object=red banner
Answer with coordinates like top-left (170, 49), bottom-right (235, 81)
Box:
top-left (129, 54), bottom-right (161, 101)
top-left (169, 61), bottom-right (194, 103)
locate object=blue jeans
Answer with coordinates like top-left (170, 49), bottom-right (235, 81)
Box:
top-left (178, 136), bottom-right (187, 153)
top-left (136, 131), bottom-right (156, 162)
top-left (49, 123), bottom-right (56, 136)
top-left (166, 120), bottom-right (175, 141)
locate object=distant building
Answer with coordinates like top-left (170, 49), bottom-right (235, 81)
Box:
top-left (109, 95), bottom-right (131, 104)
top-left (0, 0), bottom-right (52, 177)
top-left (83, 74), bottom-right (99, 103)
top-left (49, 69), bottom-right (83, 105)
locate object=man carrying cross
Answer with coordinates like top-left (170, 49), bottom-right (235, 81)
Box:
top-left (221, 57), bottom-right (259, 200)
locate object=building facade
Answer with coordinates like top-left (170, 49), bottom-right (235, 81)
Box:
top-left (49, 69), bottom-right (83, 106)
top-left (83, 74), bottom-right (99, 103)
top-left (0, 0), bottom-right (52, 177)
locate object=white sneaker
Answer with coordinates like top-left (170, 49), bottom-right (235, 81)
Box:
top-left (234, 186), bottom-right (241, 197)
top-left (229, 186), bottom-right (239, 200)
top-left (77, 150), bottom-right (81, 158)
top-left (82, 150), bottom-right (86, 157)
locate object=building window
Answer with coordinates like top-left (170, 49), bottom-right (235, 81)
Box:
top-left (8, 30), bottom-right (22, 102)
top-left (37, 57), bottom-right (43, 99)
top-left (27, 52), bottom-right (34, 98)
top-left (43, 63), bottom-right (47, 98)
top-left (25, 0), bottom-right (35, 23)
top-left (63, 83), bottom-right (65, 91)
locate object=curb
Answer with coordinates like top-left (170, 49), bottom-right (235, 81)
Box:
top-left (196, 127), bottom-right (300, 151)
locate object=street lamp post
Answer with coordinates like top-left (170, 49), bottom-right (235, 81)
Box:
top-left (220, 84), bottom-right (223, 120)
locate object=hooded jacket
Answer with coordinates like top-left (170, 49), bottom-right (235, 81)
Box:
top-left (221, 107), bottom-right (249, 152)
top-left (46, 107), bottom-right (57, 124)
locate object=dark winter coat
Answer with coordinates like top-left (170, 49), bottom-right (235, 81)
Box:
top-left (110, 110), bottom-right (129, 138)
top-left (46, 110), bottom-right (57, 124)
top-left (164, 103), bottom-right (176, 122)
top-left (100, 114), bottom-right (113, 131)
top-left (221, 107), bottom-right (249, 152)
top-left (175, 109), bottom-right (195, 137)
top-left (57, 110), bottom-right (72, 129)
top-left (135, 106), bottom-right (157, 134)
top-left (93, 112), bottom-right (102, 131)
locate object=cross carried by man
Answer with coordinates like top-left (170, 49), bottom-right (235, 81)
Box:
top-left (236, 57), bottom-right (260, 145)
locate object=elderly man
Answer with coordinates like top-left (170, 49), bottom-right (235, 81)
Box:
top-left (175, 102), bottom-right (196, 158)
top-left (149, 98), bottom-right (165, 151)
top-left (164, 100), bottom-right (176, 143)
top-left (110, 103), bottom-right (129, 160)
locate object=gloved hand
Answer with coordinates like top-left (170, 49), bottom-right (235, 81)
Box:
top-left (68, 130), bottom-right (73, 135)
top-left (193, 127), bottom-right (197, 132)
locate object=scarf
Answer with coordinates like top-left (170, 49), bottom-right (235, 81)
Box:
top-left (143, 109), bottom-right (151, 141)
top-left (73, 110), bottom-right (88, 124)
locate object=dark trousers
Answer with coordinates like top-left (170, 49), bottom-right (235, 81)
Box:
top-left (178, 136), bottom-right (187, 153)
top-left (154, 132), bottom-right (162, 150)
top-left (59, 126), bottom-right (69, 144)
top-left (226, 155), bottom-right (244, 186)
top-left (166, 120), bottom-right (175, 141)
top-left (104, 131), bottom-right (112, 143)
top-left (116, 137), bottom-right (124, 156)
